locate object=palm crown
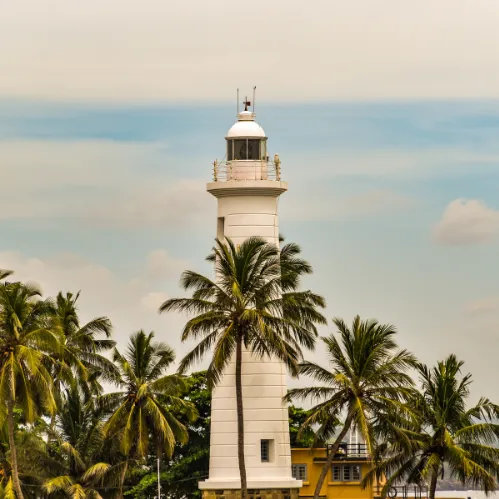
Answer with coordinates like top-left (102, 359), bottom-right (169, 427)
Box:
top-left (162, 237), bottom-right (325, 385)
top-left (50, 291), bottom-right (118, 398)
top-left (98, 330), bottom-right (196, 461)
top-left (0, 281), bottom-right (59, 499)
top-left (286, 315), bottom-right (417, 499)
top-left (370, 355), bottom-right (499, 499)
top-left (42, 386), bottom-right (116, 499)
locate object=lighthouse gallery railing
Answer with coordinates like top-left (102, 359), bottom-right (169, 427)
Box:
top-left (212, 159), bottom-right (282, 182)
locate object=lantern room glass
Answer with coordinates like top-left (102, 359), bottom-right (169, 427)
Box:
top-left (227, 139), bottom-right (262, 160)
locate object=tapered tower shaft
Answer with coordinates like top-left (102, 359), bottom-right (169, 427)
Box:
top-left (199, 103), bottom-right (300, 498)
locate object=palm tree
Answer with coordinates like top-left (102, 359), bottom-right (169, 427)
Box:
top-left (97, 330), bottom-right (196, 498)
top-left (0, 281), bottom-right (59, 499)
top-left (285, 315), bottom-right (417, 499)
top-left (369, 355), bottom-right (499, 499)
top-left (206, 235), bottom-right (326, 334)
top-left (50, 291), bottom-right (117, 406)
top-left (38, 385), bottom-right (116, 499)
top-left (160, 237), bottom-right (326, 498)
top-left (0, 270), bottom-right (13, 281)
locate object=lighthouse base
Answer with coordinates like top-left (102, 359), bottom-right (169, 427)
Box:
top-left (201, 488), bottom-right (300, 499)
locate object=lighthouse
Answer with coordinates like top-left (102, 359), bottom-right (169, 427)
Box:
top-left (199, 96), bottom-right (301, 499)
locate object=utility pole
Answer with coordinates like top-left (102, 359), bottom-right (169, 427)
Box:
top-left (157, 457), bottom-right (161, 499)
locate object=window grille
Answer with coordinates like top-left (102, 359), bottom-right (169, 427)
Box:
top-left (332, 465), bottom-right (362, 482)
top-left (261, 440), bottom-right (270, 462)
top-left (292, 464), bottom-right (308, 481)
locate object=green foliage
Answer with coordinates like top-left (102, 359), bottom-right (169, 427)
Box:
top-left (50, 291), bottom-right (117, 400)
top-left (286, 316), bottom-right (418, 499)
top-left (367, 355), bottom-right (499, 499)
top-left (3, 243), bottom-right (499, 499)
top-left (99, 331), bottom-right (196, 461)
top-left (288, 405), bottom-right (317, 448)
top-left (0, 280), bottom-right (59, 499)
top-left (127, 371), bottom-right (211, 499)
top-left (161, 236), bottom-right (326, 386)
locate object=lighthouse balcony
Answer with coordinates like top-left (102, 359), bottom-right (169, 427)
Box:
top-left (212, 159), bottom-right (282, 182)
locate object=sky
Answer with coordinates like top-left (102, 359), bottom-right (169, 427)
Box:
top-left (1, 0), bottom-right (499, 400)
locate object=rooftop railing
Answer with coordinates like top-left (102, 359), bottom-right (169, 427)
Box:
top-left (211, 158), bottom-right (282, 182)
top-left (326, 443), bottom-right (370, 459)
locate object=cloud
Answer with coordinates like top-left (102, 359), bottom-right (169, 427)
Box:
top-left (140, 292), bottom-right (169, 312)
top-left (283, 189), bottom-right (413, 222)
top-left (0, 249), bottom-right (190, 350)
top-left (86, 179), bottom-right (211, 229)
top-left (1, 0), bottom-right (499, 102)
top-left (0, 139), bottom-right (213, 228)
top-left (286, 148), bottom-right (499, 179)
top-left (146, 250), bottom-right (188, 279)
top-left (432, 199), bottom-right (499, 245)
top-left (465, 296), bottom-right (499, 316)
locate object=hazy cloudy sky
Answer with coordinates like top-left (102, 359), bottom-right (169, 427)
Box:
top-left (1, 0), bottom-right (499, 399)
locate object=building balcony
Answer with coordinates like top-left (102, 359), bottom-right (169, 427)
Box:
top-left (311, 443), bottom-right (371, 462)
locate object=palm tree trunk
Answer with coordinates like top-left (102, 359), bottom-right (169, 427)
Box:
top-left (7, 396), bottom-right (24, 499)
top-left (235, 334), bottom-right (248, 499)
top-left (428, 464), bottom-right (439, 499)
top-left (312, 411), bottom-right (355, 499)
top-left (118, 459), bottom-right (128, 499)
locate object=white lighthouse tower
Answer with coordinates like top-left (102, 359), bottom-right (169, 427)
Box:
top-left (199, 97), bottom-right (301, 499)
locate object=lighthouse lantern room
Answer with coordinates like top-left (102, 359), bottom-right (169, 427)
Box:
top-left (199, 93), bottom-right (301, 499)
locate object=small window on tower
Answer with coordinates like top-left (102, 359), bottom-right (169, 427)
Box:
top-left (261, 439), bottom-right (272, 462)
top-left (227, 140), bottom-right (233, 161)
top-left (217, 217), bottom-right (225, 241)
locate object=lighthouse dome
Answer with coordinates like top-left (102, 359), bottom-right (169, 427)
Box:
top-left (226, 111), bottom-right (266, 138)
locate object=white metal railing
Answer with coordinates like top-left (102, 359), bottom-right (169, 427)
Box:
top-left (212, 158), bottom-right (282, 182)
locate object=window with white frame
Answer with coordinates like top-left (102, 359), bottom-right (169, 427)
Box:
top-left (292, 464), bottom-right (308, 481)
top-left (332, 465), bottom-right (362, 482)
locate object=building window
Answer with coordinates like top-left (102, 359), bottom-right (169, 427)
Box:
top-left (343, 466), bottom-right (351, 481)
top-left (292, 464), bottom-right (308, 481)
top-left (333, 466), bottom-right (341, 481)
top-left (261, 439), bottom-right (270, 462)
top-left (332, 465), bottom-right (362, 482)
top-left (352, 465), bottom-right (361, 481)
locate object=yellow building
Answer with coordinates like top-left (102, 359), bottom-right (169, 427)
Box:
top-left (291, 444), bottom-right (381, 499)
top-left (291, 446), bottom-right (464, 499)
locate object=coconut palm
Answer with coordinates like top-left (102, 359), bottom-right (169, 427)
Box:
top-left (285, 315), bottom-right (417, 499)
top-left (0, 270), bottom-right (13, 281)
top-left (160, 237), bottom-right (326, 499)
top-left (0, 281), bottom-right (59, 499)
top-left (368, 355), bottom-right (499, 499)
top-left (97, 330), bottom-right (196, 498)
top-left (206, 235), bottom-right (326, 334)
top-left (39, 385), bottom-right (117, 499)
top-left (50, 291), bottom-right (117, 405)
